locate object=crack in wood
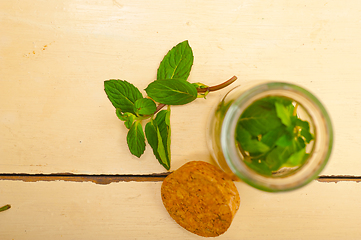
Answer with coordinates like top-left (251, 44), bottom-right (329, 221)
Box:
top-left (0, 173), bottom-right (172, 184)
top-left (316, 176), bottom-right (361, 183)
top-left (0, 173), bottom-right (360, 184)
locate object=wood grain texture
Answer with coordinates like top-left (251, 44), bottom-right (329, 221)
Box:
top-left (0, 180), bottom-right (360, 239)
top-left (1, 0), bottom-right (360, 175)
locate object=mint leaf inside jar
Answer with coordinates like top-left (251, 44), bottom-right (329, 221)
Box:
top-left (235, 96), bottom-right (314, 176)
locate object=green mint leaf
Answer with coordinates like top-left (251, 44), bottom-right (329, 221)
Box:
top-left (165, 109), bottom-right (171, 126)
top-left (127, 121), bottom-right (146, 158)
top-left (290, 115), bottom-right (298, 125)
top-left (134, 98), bottom-right (157, 116)
top-left (264, 96), bottom-right (295, 116)
top-left (165, 108), bottom-right (171, 160)
top-left (236, 126), bottom-right (270, 154)
top-left (282, 148), bottom-right (306, 168)
top-left (295, 119), bottom-right (314, 143)
top-left (264, 148), bottom-right (284, 171)
top-left (104, 80), bottom-right (143, 114)
top-left (275, 132), bottom-right (293, 147)
top-left (238, 98), bottom-right (283, 137)
top-left (265, 96), bottom-right (293, 106)
top-left (156, 127), bottom-right (169, 170)
top-left (265, 137), bottom-right (305, 170)
top-left (287, 104), bottom-right (296, 117)
top-left (303, 153), bottom-right (310, 162)
top-left (260, 126), bottom-right (287, 147)
top-left (301, 129), bottom-right (314, 143)
top-left (165, 108), bottom-right (171, 161)
top-left (145, 119), bottom-right (170, 170)
top-left (297, 136), bottom-right (306, 149)
top-left (145, 79), bottom-right (197, 105)
top-left (244, 159), bottom-right (272, 176)
top-left (275, 101), bottom-right (292, 126)
top-left (157, 40), bottom-right (193, 81)
top-left (154, 110), bottom-right (171, 164)
top-left (295, 119), bottom-right (310, 130)
top-left (115, 108), bottom-right (123, 119)
top-left (116, 110), bottom-right (136, 129)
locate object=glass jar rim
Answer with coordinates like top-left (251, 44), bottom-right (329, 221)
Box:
top-left (220, 82), bottom-right (333, 192)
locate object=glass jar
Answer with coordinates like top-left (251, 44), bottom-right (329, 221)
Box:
top-left (207, 81), bottom-right (333, 192)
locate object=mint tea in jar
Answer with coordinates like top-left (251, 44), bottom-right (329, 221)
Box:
top-left (207, 81), bottom-right (333, 192)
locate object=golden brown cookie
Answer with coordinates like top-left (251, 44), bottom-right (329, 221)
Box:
top-left (161, 161), bottom-right (240, 237)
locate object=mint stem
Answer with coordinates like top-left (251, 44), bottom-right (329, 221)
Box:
top-left (0, 204), bottom-right (11, 212)
top-left (293, 103), bottom-right (299, 116)
top-left (197, 75), bottom-right (238, 93)
top-left (154, 103), bottom-right (166, 114)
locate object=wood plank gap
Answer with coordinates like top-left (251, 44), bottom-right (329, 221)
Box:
top-left (0, 173), bottom-right (360, 184)
top-left (316, 175), bottom-right (361, 183)
top-left (0, 172), bottom-right (171, 185)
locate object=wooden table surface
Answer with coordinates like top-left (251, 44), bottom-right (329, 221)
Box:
top-left (1, 0), bottom-right (360, 239)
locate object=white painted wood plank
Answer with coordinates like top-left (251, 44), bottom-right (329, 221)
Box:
top-left (1, 0), bottom-right (360, 174)
top-left (0, 181), bottom-right (360, 239)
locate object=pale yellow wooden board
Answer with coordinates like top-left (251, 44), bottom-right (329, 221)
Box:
top-left (0, 180), bottom-right (360, 239)
top-left (1, 0), bottom-right (361, 174)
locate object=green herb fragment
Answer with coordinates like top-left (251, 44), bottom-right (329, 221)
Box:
top-left (157, 40), bottom-right (193, 81)
top-left (104, 80), bottom-right (143, 114)
top-left (235, 96), bottom-right (314, 176)
top-left (127, 121), bottom-right (146, 158)
top-left (0, 204), bottom-right (11, 212)
top-left (145, 79), bottom-right (197, 105)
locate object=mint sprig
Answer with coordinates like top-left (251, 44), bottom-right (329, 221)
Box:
top-left (104, 40), bottom-right (237, 170)
top-left (236, 96), bottom-right (314, 176)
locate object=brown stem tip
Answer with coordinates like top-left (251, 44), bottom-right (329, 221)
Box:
top-left (197, 76), bottom-right (238, 93)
